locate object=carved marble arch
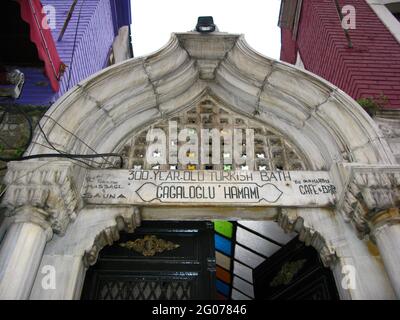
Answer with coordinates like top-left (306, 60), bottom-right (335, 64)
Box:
top-left (117, 99), bottom-right (308, 171)
top-left (25, 32), bottom-right (396, 171)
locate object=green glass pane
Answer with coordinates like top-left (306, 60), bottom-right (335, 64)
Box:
top-left (224, 164), bottom-right (232, 171)
top-left (214, 221), bottom-right (233, 238)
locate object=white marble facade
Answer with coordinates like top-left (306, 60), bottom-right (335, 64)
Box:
top-left (0, 32), bottom-right (399, 300)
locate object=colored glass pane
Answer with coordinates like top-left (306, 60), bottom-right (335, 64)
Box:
top-left (215, 234), bottom-right (232, 256)
top-left (216, 279), bottom-right (230, 296)
top-left (215, 251), bottom-right (231, 270)
top-left (214, 221), bottom-right (233, 238)
top-left (216, 265), bottom-right (231, 284)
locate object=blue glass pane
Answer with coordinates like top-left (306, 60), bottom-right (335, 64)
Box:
top-left (216, 279), bottom-right (230, 296)
top-left (215, 234), bottom-right (232, 256)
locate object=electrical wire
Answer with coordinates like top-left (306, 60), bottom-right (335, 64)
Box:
top-left (0, 109), bottom-right (6, 126)
top-left (0, 104), bottom-right (94, 166)
top-left (30, 140), bottom-right (105, 167)
top-left (16, 104), bottom-right (97, 168)
top-left (0, 105), bottom-right (124, 168)
top-left (0, 0), bottom-right (126, 171)
top-left (13, 153), bottom-right (123, 161)
top-left (0, 104), bottom-right (33, 162)
top-left (36, 119), bottom-right (96, 168)
top-left (35, 120), bottom-right (124, 168)
top-left (41, 114), bottom-right (117, 167)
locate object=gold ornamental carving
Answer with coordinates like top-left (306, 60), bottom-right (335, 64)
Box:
top-left (119, 235), bottom-right (180, 256)
top-left (270, 259), bottom-right (306, 287)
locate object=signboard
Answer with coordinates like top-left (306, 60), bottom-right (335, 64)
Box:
top-left (81, 170), bottom-right (336, 207)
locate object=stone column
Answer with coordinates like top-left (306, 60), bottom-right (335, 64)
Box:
top-left (0, 206), bottom-right (52, 299)
top-left (0, 160), bottom-right (83, 300)
top-left (339, 166), bottom-right (400, 298)
top-left (371, 209), bottom-right (400, 299)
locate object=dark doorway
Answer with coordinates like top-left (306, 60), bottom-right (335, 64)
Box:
top-left (81, 221), bottom-right (216, 300)
top-left (253, 236), bottom-right (339, 300)
top-left (0, 1), bottom-right (43, 66)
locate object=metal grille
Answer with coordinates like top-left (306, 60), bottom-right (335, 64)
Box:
top-left (97, 277), bottom-right (194, 300)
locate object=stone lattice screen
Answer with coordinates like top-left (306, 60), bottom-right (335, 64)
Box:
top-left (120, 100), bottom-right (307, 171)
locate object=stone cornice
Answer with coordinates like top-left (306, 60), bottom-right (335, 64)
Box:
top-left (277, 209), bottom-right (337, 267)
top-left (1, 160), bottom-right (84, 235)
top-left (83, 207), bottom-right (141, 267)
top-left (339, 164), bottom-right (400, 237)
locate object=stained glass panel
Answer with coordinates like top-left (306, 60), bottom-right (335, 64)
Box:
top-left (214, 221), bottom-right (233, 238)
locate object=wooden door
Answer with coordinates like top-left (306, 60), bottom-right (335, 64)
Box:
top-left (254, 237), bottom-right (339, 300)
top-left (81, 221), bottom-right (216, 300)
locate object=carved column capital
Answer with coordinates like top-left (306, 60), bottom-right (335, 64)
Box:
top-left (370, 208), bottom-right (400, 237)
top-left (1, 160), bottom-right (85, 236)
top-left (339, 165), bottom-right (400, 238)
top-left (13, 205), bottom-right (53, 241)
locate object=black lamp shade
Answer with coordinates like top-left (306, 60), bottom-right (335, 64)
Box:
top-left (196, 16), bottom-right (216, 33)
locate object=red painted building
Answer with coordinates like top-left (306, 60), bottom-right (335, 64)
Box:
top-left (279, 0), bottom-right (400, 110)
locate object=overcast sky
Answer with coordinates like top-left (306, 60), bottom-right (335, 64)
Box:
top-left (130, 0), bottom-right (282, 59)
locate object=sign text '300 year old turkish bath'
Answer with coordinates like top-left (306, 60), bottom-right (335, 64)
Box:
top-left (81, 170), bottom-right (336, 207)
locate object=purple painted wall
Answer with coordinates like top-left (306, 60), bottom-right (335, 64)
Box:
top-left (2, 0), bottom-right (132, 106)
top-left (42, 0), bottom-right (116, 100)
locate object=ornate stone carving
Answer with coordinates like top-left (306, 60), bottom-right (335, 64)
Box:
top-left (270, 259), bottom-right (306, 287)
top-left (340, 167), bottom-right (400, 238)
top-left (0, 161), bottom-right (83, 235)
top-left (83, 207), bottom-right (141, 267)
top-left (377, 123), bottom-right (400, 139)
top-left (276, 209), bottom-right (337, 267)
top-left (119, 235), bottom-right (180, 256)
top-left (12, 205), bottom-right (53, 241)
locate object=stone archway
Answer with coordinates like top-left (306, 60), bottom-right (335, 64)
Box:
top-left (27, 206), bottom-right (339, 300)
top-left (27, 206), bottom-right (142, 300)
top-left (26, 32), bottom-right (394, 167)
top-left (25, 206), bottom-right (393, 300)
top-left (1, 31), bottom-right (400, 300)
